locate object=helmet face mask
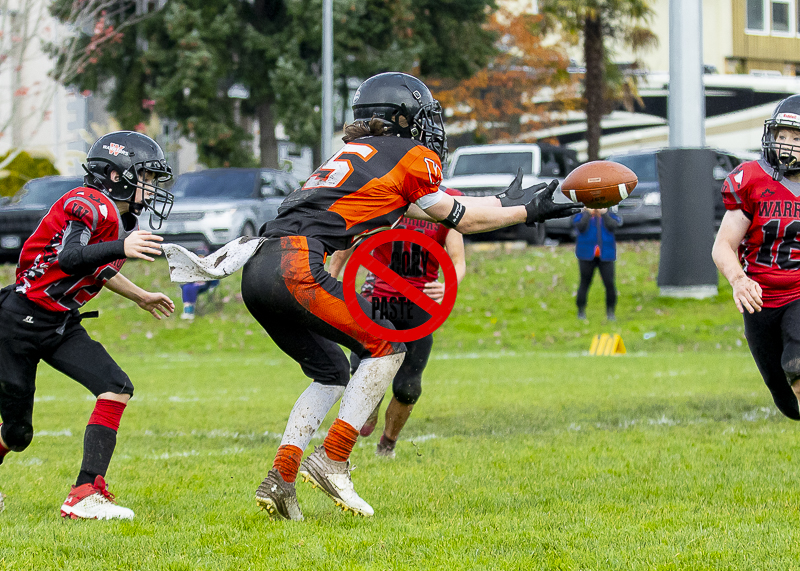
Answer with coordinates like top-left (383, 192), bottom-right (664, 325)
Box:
top-left (762, 95), bottom-right (800, 180)
top-left (83, 131), bottom-right (174, 228)
top-left (352, 72), bottom-right (448, 162)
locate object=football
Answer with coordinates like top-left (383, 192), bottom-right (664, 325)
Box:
top-left (561, 160), bottom-right (638, 208)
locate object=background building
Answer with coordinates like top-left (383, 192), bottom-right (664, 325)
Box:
top-left (542, 0), bottom-right (800, 160)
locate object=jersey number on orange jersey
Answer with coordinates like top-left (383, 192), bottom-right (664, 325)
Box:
top-left (305, 143), bottom-right (377, 189)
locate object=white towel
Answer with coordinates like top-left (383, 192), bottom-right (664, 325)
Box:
top-left (162, 236), bottom-right (266, 283)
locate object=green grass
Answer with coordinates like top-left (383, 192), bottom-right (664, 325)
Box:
top-left (1, 241), bottom-right (792, 571)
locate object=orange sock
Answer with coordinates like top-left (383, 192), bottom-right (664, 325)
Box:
top-left (272, 444), bottom-right (303, 483)
top-left (323, 419), bottom-right (359, 462)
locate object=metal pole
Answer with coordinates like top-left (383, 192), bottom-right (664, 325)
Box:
top-left (321, 0), bottom-right (333, 160)
top-left (668, 0), bottom-right (705, 147)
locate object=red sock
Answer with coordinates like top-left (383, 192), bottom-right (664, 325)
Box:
top-left (273, 445), bottom-right (303, 483)
top-left (88, 399), bottom-right (127, 431)
top-left (323, 419), bottom-right (359, 462)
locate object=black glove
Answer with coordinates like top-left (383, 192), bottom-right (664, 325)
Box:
top-left (524, 180), bottom-right (584, 225)
top-left (496, 168), bottom-right (549, 207)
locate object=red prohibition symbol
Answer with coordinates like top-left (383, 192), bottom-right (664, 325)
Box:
top-left (343, 229), bottom-right (458, 343)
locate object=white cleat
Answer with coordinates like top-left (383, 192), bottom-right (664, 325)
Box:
top-left (0, 491), bottom-right (5, 513)
top-left (299, 446), bottom-right (374, 517)
top-left (60, 476), bottom-right (134, 520)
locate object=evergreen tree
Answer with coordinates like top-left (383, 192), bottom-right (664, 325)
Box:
top-left (49, 0), bottom-right (496, 169)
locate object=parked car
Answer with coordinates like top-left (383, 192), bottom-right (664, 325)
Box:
top-left (441, 143), bottom-right (580, 244)
top-left (610, 149), bottom-right (745, 238)
top-left (0, 175), bottom-right (83, 264)
top-left (544, 149), bottom-right (749, 240)
top-left (157, 168), bottom-right (299, 253)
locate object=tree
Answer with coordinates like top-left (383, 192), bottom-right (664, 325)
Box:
top-left (49, 0), bottom-right (498, 169)
top-left (50, 0), bottom-right (262, 168)
top-left (0, 0), bottom-right (140, 173)
top-left (538, 0), bottom-right (657, 161)
top-left (428, 8), bottom-right (578, 145)
top-left (274, 0), bottom-right (498, 166)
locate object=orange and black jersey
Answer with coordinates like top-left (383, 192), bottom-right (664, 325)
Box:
top-left (261, 136), bottom-right (443, 254)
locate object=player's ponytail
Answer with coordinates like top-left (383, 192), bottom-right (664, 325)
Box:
top-left (342, 117), bottom-right (392, 143)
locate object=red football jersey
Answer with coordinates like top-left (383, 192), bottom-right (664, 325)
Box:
top-left (15, 186), bottom-right (130, 311)
top-left (362, 188), bottom-right (462, 299)
top-left (722, 159), bottom-right (800, 307)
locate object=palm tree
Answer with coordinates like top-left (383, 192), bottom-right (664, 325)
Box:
top-left (539, 0), bottom-right (658, 160)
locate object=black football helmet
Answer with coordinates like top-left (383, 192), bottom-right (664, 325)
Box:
top-left (762, 95), bottom-right (800, 180)
top-left (83, 131), bottom-right (174, 228)
top-left (352, 72), bottom-right (448, 162)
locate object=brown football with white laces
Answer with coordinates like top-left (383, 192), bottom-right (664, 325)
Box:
top-left (561, 160), bottom-right (638, 208)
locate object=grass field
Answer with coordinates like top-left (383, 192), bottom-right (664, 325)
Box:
top-left (1, 241), bottom-right (797, 570)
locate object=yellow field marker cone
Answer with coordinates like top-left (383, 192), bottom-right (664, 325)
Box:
top-left (589, 333), bottom-right (626, 356)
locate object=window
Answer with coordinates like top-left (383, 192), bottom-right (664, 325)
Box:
top-left (607, 153), bottom-right (658, 183)
top-left (745, 0), bottom-right (797, 36)
top-left (772, 0), bottom-right (791, 33)
top-left (260, 171), bottom-right (278, 197)
top-left (747, 0), bottom-right (766, 31)
top-left (451, 152), bottom-right (535, 177)
top-left (172, 171), bottom-right (258, 200)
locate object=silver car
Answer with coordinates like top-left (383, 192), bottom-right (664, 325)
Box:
top-left (157, 168), bottom-right (299, 253)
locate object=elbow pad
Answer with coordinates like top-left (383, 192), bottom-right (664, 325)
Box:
top-left (440, 200), bottom-right (466, 229)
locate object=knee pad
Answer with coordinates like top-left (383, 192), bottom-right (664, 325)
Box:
top-left (2, 421), bottom-right (33, 452)
top-left (783, 351), bottom-right (800, 381)
top-left (394, 375), bottom-right (422, 405)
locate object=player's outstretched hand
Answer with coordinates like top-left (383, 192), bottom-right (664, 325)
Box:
top-left (496, 168), bottom-right (548, 207)
top-left (137, 291), bottom-right (175, 320)
top-left (496, 168), bottom-right (524, 206)
top-left (524, 180), bottom-right (584, 225)
top-left (124, 230), bottom-right (163, 261)
top-left (731, 275), bottom-right (763, 314)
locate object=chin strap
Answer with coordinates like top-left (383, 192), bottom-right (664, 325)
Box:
top-left (774, 153), bottom-right (799, 181)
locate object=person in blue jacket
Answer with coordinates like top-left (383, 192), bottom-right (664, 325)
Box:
top-left (573, 207), bottom-right (622, 321)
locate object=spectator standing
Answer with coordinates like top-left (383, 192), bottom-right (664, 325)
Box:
top-left (573, 207), bottom-right (622, 321)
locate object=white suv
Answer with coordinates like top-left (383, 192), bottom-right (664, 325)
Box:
top-left (441, 143), bottom-right (579, 244)
top-left (157, 168), bottom-right (299, 253)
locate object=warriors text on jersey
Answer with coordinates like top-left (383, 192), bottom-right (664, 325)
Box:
top-left (722, 159), bottom-right (800, 307)
top-left (15, 187), bottom-right (131, 311)
top-left (362, 188), bottom-right (462, 299)
top-left (261, 136), bottom-right (443, 254)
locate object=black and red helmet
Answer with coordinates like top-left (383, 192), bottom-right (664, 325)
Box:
top-left (83, 131), bottom-right (174, 226)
